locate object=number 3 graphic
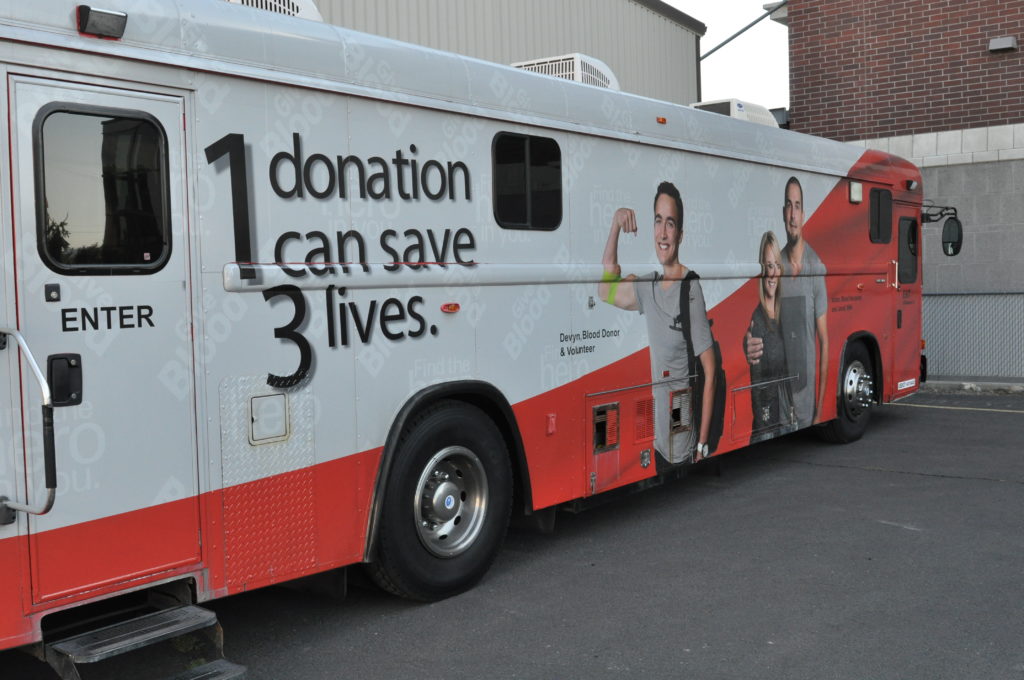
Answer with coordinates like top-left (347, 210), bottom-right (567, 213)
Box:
top-left (263, 285), bottom-right (312, 388)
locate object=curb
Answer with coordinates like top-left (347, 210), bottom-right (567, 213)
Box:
top-left (921, 380), bottom-right (1024, 395)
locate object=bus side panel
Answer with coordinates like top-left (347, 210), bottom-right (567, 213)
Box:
top-left (559, 144), bottom-right (919, 464)
top-left (512, 351), bottom-right (651, 508)
top-left (0, 536), bottom-right (33, 648)
top-left (196, 448), bottom-right (381, 598)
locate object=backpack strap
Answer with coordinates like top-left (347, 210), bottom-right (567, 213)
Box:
top-left (679, 270), bottom-right (699, 378)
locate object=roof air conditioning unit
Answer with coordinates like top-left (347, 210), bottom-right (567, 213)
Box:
top-left (224, 0), bottom-right (323, 21)
top-left (512, 53), bottom-right (620, 90)
top-left (692, 98), bottom-right (779, 128)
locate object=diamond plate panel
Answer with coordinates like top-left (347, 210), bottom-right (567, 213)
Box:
top-left (220, 376), bottom-right (314, 487)
top-left (223, 470), bottom-right (317, 587)
top-left (220, 376), bottom-right (317, 587)
top-left (923, 293), bottom-right (1024, 378)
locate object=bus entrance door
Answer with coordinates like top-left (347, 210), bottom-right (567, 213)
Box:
top-left (891, 202), bottom-right (923, 396)
top-left (9, 76), bottom-right (201, 604)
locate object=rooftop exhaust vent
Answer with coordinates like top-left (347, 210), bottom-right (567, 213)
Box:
top-left (224, 0), bottom-right (323, 21)
top-left (513, 53), bottom-right (620, 90)
top-left (692, 98), bottom-right (779, 128)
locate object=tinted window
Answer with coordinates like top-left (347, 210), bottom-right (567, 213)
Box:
top-left (870, 188), bottom-right (892, 243)
top-left (898, 216), bottom-right (918, 283)
top-left (493, 134), bottom-right (528, 226)
top-left (37, 108), bottom-right (169, 274)
top-left (492, 132), bottom-right (562, 230)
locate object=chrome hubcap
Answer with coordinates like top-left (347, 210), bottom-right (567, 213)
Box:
top-left (414, 446), bottom-right (488, 558)
top-left (842, 359), bottom-right (873, 419)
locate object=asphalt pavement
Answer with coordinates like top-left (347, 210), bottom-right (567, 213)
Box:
top-left (4, 389), bottom-right (1023, 679)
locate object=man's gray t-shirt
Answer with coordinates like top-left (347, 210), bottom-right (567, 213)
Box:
top-left (635, 273), bottom-right (713, 464)
top-left (779, 242), bottom-right (827, 428)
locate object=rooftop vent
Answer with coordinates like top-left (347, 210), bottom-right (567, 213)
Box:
top-left (692, 98), bottom-right (779, 128)
top-left (225, 0), bottom-right (323, 21)
top-left (512, 53), bottom-right (620, 90)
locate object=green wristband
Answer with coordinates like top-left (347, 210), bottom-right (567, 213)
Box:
top-left (606, 281), bottom-right (620, 305)
top-left (601, 270), bottom-right (621, 283)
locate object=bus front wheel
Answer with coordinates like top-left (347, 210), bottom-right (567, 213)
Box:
top-left (817, 341), bottom-right (874, 443)
top-left (368, 400), bottom-right (512, 601)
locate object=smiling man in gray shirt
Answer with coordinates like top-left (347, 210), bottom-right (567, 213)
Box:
top-left (598, 181), bottom-right (716, 465)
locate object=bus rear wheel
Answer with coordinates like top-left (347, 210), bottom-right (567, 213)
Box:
top-left (368, 400), bottom-right (512, 601)
top-left (817, 341), bottom-right (874, 443)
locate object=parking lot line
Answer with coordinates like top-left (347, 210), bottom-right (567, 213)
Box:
top-left (891, 402), bottom-right (1024, 415)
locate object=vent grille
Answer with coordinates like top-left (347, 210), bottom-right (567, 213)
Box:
top-left (635, 397), bottom-right (654, 442)
top-left (579, 59), bottom-right (611, 88)
top-left (235, 0), bottom-right (299, 15)
top-left (512, 53), bottom-right (620, 90)
top-left (670, 388), bottom-right (693, 433)
top-left (592, 403), bottom-right (620, 453)
top-left (225, 0), bottom-right (323, 20)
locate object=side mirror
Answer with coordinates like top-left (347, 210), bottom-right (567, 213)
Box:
top-left (941, 216), bottom-right (963, 256)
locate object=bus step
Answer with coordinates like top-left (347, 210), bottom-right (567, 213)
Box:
top-left (44, 605), bottom-right (246, 680)
top-left (48, 605), bottom-right (217, 663)
top-left (166, 659), bottom-right (248, 680)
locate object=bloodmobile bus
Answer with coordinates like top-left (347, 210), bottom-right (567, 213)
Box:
top-left (0, 2), bottom-right (963, 677)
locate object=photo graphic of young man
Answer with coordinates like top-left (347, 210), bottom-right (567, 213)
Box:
top-left (598, 181), bottom-right (716, 465)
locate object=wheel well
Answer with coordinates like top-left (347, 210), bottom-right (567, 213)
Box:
top-left (363, 381), bottom-right (530, 562)
top-left (845, 332), bottom-right (883, 404)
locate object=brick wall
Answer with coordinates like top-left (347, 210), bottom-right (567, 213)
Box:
top-left (789, 0), bottom-right (1024, 141)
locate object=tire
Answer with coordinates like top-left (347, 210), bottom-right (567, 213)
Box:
top-left (817, 341), bottom-right (875, 443)
top-left (368, 400), bottom-right (512, 601)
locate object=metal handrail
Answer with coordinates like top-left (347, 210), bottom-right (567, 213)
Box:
top-left (1, 328), bottom-right (57, 520)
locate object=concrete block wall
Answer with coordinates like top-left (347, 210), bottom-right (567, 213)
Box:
top-left (849, 123), bottom-right (1024, 170)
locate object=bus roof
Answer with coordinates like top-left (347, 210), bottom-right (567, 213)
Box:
top-left (0, 0), bottom-right (918, 185)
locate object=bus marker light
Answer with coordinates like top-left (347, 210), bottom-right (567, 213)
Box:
top-left (656, 117), bottom-right (667, 124)
top-left (440, 303), bottom-right (460, 313)
top-left (849, 181), bottom-right (863, 204)
top-left (77, 6), bottom-right (128, 39)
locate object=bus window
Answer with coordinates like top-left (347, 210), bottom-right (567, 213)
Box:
top-left (492, 132), bottom-right (562, 230)
top-left (35, 106), bottom-right (170, 274)
top-left (898, 216), bottom-right (918, 283)
top-left (869, 188), bottom-right (892, 243)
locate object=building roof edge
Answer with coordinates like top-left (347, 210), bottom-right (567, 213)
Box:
top-left (632, 0), bottom-right (707, 36)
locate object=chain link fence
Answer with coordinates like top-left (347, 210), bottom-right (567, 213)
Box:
top-left (923, 293), bottom-right (1024, 379)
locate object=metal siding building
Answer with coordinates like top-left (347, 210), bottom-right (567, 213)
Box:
top-left (315, 0), bottom-right (705, 106)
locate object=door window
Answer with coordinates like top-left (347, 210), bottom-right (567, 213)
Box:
top-left (898, 216), bottom-right (918, 283)
top-left (35, 105), bottom-right (170, 274)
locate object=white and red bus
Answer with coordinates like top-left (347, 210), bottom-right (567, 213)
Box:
top-left (0, 2), bottom-right (961, 676)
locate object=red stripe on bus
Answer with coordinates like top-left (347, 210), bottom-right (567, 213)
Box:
top-left (0, 447), bottom-right (381, 644)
